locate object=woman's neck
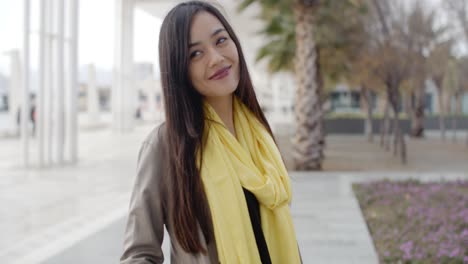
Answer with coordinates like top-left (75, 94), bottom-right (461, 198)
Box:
top-left (205, 94), bottom-right (236, 137)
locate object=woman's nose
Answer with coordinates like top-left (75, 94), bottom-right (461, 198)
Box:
top-left (207, 47), bottom-right (224, 68)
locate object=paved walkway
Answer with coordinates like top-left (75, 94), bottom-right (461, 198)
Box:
top-left (1, 123), bottom-right (467, 264)
top-left (0, 123), bottom-right (150, 264)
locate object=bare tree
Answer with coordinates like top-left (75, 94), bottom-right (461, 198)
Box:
top-left (369, 0), bottom-right (412, 163)
top-left (446, 0), bottom-right (468, 40)
top-left (455, 56), bottom-right (468, 146)
top-left (343, 2), bottom-right (385, 143)
top-left (428, 40), bottom-right (454, 141)
top-left (442, 59), bottom-right (461, 142)
top-left (402, 2), bottom-right (438, 138)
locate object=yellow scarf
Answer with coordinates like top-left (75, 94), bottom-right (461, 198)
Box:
top-left (198, 96), bottom-right (301, 263)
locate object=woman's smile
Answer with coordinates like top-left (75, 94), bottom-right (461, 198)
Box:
top-left (209, 65), bottom-right (232, 80)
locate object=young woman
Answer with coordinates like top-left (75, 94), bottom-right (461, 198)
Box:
top-left (120, 1), bottom-right (301, 263)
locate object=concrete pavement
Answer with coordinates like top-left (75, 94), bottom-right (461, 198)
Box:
top-left (0, 122), bottom-right (151, 264)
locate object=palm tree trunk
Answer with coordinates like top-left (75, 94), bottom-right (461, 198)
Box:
top-left (292, 2), bottom-right (324, 170)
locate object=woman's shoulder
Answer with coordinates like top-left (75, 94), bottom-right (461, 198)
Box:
top-left (141, 122), bottom-right (167, 150)
top-left (136, 122), bottom-right (168, 176)
top-left (135, 122), bottom-right (168, 194)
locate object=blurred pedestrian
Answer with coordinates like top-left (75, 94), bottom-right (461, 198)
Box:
top-left (135, 106), bottom-right (141, 120)
top-left (16, 107), bottom-right (20, 128)
top-left (30, 104), bottom-right (36, 136)
top-left (120, 1), bottom-right (302, 264)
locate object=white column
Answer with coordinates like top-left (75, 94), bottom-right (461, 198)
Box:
top-left (45, 0), bottom-right (54, 165)
top-left (5, 51), bottom-right (21, 136)
top-left (38, 0), bottom-right (46, 167)
top-left (87, 64), bottom-right (100, 125)
top-left (56, 0), bottom-right (65, 164)
top-left (22, 0), bottom-right (31, 167)
top-left (113, 0), bottom-right (135, 132)
top-left (68, 0), bottom-right (79, 163)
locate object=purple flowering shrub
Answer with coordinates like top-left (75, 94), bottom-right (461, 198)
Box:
top-left (353, 180), bottom-right (468, 264)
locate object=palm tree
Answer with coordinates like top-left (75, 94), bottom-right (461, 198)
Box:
top-left (291, 0), bottom-right (324, 170)
top-left (238, 0), bottom-right (365, 170)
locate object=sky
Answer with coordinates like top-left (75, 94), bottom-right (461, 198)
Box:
top-left (0, 0), bottom-right (162, 75)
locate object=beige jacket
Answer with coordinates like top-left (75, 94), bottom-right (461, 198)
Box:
top-left (120, 124), bottom-right (219, 264)
top-left (120, 123), bottom-right (302, 264)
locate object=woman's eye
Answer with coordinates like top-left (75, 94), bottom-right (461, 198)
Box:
top-left (190, 50), bottom-right (201, 59)
top-left (217, 37), bottom-right (228, 45)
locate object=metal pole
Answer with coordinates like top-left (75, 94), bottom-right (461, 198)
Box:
top-left (22, 0), bottom-right (31, 167)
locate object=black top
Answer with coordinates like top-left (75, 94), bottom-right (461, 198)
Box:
top-left (242, 188), bottom-right (272, 264)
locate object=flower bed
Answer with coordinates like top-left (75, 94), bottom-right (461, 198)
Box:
top-left (353, 180), bottom-right (468, 264)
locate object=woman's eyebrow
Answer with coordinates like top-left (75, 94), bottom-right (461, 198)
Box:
top-left (189, 28), bottom-right (227, 48)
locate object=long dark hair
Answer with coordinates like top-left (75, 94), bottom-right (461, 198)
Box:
top-left (158, 0), bottom-right (275, 254)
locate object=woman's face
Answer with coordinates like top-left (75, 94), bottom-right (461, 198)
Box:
top-left (188, 11), bottom-right (240, 100)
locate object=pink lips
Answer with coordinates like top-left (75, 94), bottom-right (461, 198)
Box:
top-left (209, 65), bottom-right (231, 80)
